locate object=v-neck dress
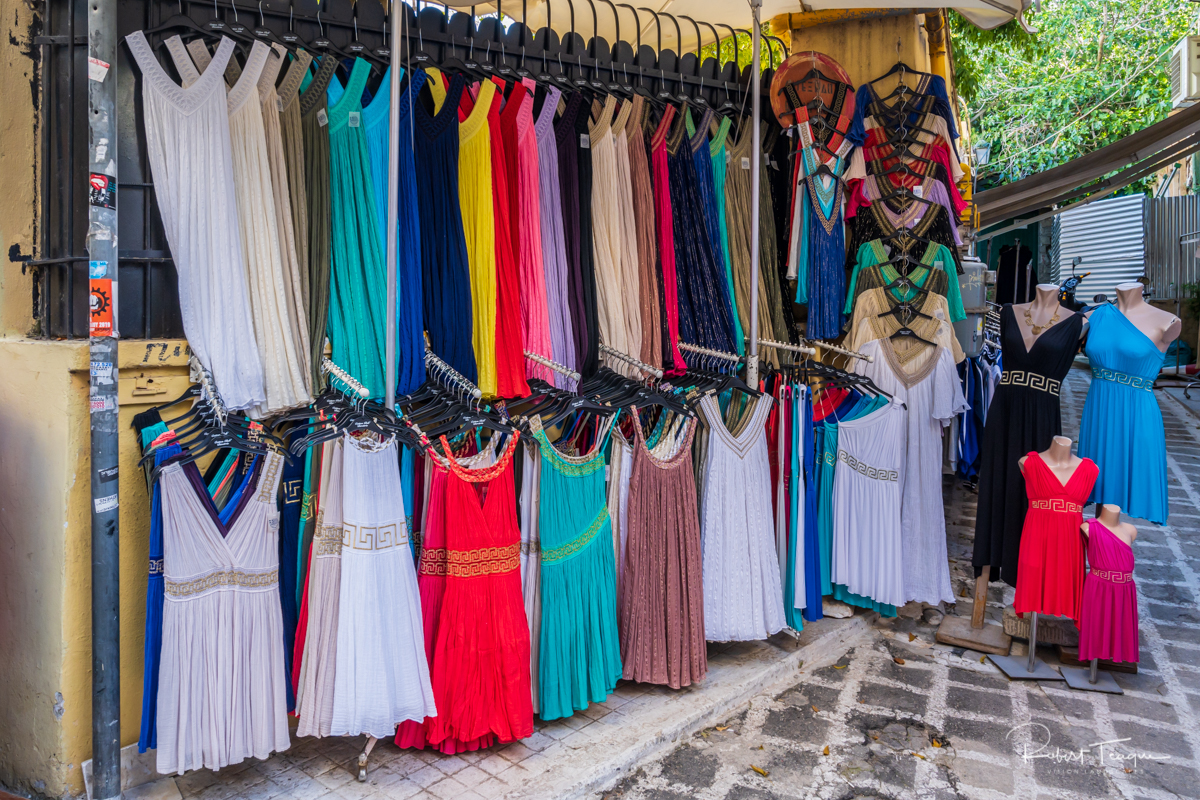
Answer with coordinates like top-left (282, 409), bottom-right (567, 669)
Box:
top-left (698, 395), bottom-right (786, 641)
top-left (459, 81), bottom-right (500, 396)
top-left (126, 33), bottom-right (265, 411)
top-left (156, 454), bottom-right (289, 774)
top-left (1012, 453), bottom-right (1098, 623)
top-left (973, 306), bottom-right (1084, 587)
top-left (1078, 303), bottom-right (1169, 524)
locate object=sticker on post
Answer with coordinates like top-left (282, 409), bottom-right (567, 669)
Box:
top-left (88, 57), bottom-right (110, 83)
top-left (90, 279), bottom-right (113, 337)
top-left (94, 494), bottom-right (119, 513)
top-left (98, 466), bottom-right (119, 484)
top-left (89, 260), bottom-right (108, 278)
top-left (89, 173), bottom-right (116, 209)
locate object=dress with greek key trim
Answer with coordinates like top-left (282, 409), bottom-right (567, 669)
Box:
top-left (1012, 452), bottom-right (1097, 623)
top-left (1079, 519), bottom-right (1139, 663)
top-left (850, 341), bottom-right (969, 606)
top-left (331, 434), bottom-right (435, 738)
top-left (155, 452), bottom-right (290, 775)
top-left (1078, 302), bottom-right (1168, 524)
top-left (974, 304), bottom-right (1085, 587)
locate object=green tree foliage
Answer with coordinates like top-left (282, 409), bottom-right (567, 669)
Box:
top-left (950, 0), bottom-right (1195, 190)
top-left (700, 24), bottom-right (778, 71)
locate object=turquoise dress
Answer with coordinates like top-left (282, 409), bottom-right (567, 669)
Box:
top-left (327, 58), bottom-right (388, 399)
top-left (1078, 303), bottom-right (1168, 524)
top-left (532, 417), bottom-right (622, 720)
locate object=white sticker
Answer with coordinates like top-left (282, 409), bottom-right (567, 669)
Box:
top-left (94, 139), bottom-right (108, 163)
top-left (90, 361), bottom-right (113, 380)
top-left (88, 57), bottom-right (110, 83)
top-left (725, 150), bottom-right (731, 165)
top-left (741, 157), bottom-right (750, 170)
top-left (580, 133), bottom-right (590, 149)
top-left (94, 494), bottom-right (118, 513)
top-left (770, 159), bottom-right (779, 170)
top-left (913, 185), bottom-right (923, 198)
top-left (317, 108), bottom-right (328, 127)
top-left (348, 111), bottom-right (361, 128)
top-left (90, 396), bottom-right (116, 413)
top-left (277, 96), bottom-right (284, 113)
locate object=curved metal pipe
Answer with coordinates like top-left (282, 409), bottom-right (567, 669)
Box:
top-left (618, 3), bottom-right (641, 52)
top-left (637, 5), bottom-right (661, 53)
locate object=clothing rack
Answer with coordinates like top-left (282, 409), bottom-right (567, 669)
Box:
top-left (425, 348), bottom-right (484, 400)
top-left (321, 357), bottom-right (371, 398)
top-left (806, 339), bottom-right (874, 363)
top-left (188, 355), bottom-right (228, 426)
top-left (753, 337), bottom-right (818, 357)
top-left (678, 340), bottom-right (744, 363)
top-left (524, 350), bottom-right (582, 383)
top-left (599, 343), bottom-right (664, 379)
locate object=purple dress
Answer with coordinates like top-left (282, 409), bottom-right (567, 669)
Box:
top-left (1078, 519), bottom-right (1139, 663)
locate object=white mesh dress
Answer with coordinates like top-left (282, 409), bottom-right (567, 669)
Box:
top-left (698, 394), bottom-right (786, 641)
top-left (124, 33), bottom-right (264, 410)
top-left (156, 453), bottom-right (290, 774)
top-left (332, 434), bottom-right (436, 738)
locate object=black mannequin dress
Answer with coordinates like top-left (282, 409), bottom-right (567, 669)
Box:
top-left (973, 305), bottom-right (1084, 587)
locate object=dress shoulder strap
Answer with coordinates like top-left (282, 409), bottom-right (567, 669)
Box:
top-left (255, 451), bottom-right (286, 504)
top-left (165, 36), bottom-right (203, 88)
top-left (277, 48), bottom-right (313, 111)
top-left (257, 44), bottom-right (287, 97)
top-left (226, 41), bottom-right (271, 112)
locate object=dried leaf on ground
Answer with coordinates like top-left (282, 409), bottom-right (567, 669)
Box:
top-left (823, 746), bottom-right (830, 755)
top-left (751, 765), bottom-right (769, 777)
top-left (811, 705), bottom-right (819, 713)
top-left (833, 665), bottom-right (847, 670)
top-left (932, 739), bottom-right (942, 748)
top-left (894, 657), bottom-right (906, 665)
top-left (716, 726), bottom-right (730, 732)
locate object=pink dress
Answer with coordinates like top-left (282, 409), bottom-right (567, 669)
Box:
top-left (1078, 519), bottom-right (1139, 663)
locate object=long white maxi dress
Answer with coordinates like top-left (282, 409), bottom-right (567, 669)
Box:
top-left (699, 394), bottom-right (787, 641)
top-left (831, 400), bottom-right (905, 606)
top-left (332, 434), bottom-right (436, 738)
top-left (851, 340), bottom-right (968, 605)
top-left (124, 32), bottom-right (265, 411)
top-left (156, 453), bottom-right (290, 774)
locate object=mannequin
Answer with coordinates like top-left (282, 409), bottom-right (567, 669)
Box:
top-left (1082, 504), bottom-right (1138, 546)
top-left (1012, 284), bottom-right (1073, 352)
top-left (1018, 435), bottom-right (1083, 483)
top-left (1085, 282), bottom-right (1180, 353)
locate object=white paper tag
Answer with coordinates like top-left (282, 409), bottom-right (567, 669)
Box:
top-left (348, 111), bottom-right (361, 128)
top-left (277, 96), bottom-right (284, 112)
top-left (770, 159), bottom-right (779, 171)
top-left (580, 133), bottom-right (590, 149)
top-left (913, 185), bottom-right (923, 198)
top-left (317, 108), bottom-right (328, 127)
top-left (741, 157), bottom-right (750, 170)
top-left (725, 150), bottom-right (732, 165)
top-left (94, 494), bottom-right (118, 513)
top-left (88, 57), bottom-right (110, 83)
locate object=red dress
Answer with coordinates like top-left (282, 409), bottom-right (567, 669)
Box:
top-left (398, 435), bottom-right (533, 750)
top-left (1012, 452), bottom-right (1098, 623)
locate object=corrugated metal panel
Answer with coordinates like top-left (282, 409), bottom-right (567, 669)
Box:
top-left (1145, 195), bottom-right (1200, 301)
top-left (1049, 194), bottom-right (1146, 301)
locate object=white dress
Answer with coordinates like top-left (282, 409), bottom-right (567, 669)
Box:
top-left (167, 37), bottom-right (311, 416)
top-left (296, 440), bottom-right (342, 738)
top-left (851, 340), bottom-right (968, 605)
top-left (125, 33), bottom-right (264, 411)
top-left (332, 434), bottom-right (436, 738)
top-left (831, 400), bottom-right (905, 606)
top-left (156, 453), bottom-right (290, 774)
top-left (518, 441), bottom-right (543, 714)
top-left (699, 395), bottom-right (787, 641)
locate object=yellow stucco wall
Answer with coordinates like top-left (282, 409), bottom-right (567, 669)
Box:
top-left (1, 0), bottom-right (39, 338)
top-left (774, 11), bottom-right (935, 91)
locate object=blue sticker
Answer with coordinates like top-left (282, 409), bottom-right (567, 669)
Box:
top-left (89, 260), bottom-right (108, 278)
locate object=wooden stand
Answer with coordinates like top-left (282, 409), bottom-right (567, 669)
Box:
top-left (989, 611), bottom-right (1064, 681)
top-left (936, 566), bottom-right (1013, 655)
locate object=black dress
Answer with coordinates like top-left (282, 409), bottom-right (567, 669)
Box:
top-left (973, 305), bottom-right (1084, 586)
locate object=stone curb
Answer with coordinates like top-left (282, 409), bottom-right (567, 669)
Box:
top-left (504, 613), bottom-right (875, 800)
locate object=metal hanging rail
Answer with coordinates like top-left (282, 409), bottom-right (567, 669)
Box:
top-left (424, 348), bottom-right (484, 400)
top-left (599, 343), bottom-right (664, 379)
top-left (321, 357), bottom-right (371, 398)
top-left (524, 350), bottom-right (582, 382)
top-left (807, 339), bottom-right (874, 363)
top-left (678, 340), bottom-right (743, 363)
top-left (754, 337), bottom-right (818, 357)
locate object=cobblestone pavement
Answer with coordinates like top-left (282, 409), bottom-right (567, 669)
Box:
top-left (600, 370), bottom-right (1200, 800)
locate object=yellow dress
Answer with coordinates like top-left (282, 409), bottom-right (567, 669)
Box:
top-left (458, 81), bottom-right (499, 395)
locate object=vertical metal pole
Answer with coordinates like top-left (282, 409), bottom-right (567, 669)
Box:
top-left (384, 0), bottom-right (402, 409)
top-left (746, 0), bottom-right (763, 387)
top-left (87, 0), bottom-right (121, 795)
top-left (1026, 612), bottom-right (1039, 674)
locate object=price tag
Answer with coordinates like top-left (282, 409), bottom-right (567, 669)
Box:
top-left (348, 111), bottom-right (361, 128)
top-left (88, 57), bottom-right (110, 83)
top-left (580, 134), bottom-right (590, 149)
top-left (913, 185), bottom-right (923, 198)
top-left (317, 108), bottom-right (328, 127)
top-left (741, 157), bottom-right (750, 170)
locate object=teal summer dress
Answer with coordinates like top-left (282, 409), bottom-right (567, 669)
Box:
top-left (531, 416), bottom-right (623, 720)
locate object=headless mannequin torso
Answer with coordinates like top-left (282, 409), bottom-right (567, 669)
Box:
top-left (1085, 282), bottom-right (1180, 353)
top-left (1013, 284), bottom-right (1075, 352)
top-left (1018, 435), bottom-right (1083, 483)
top-left (1082, 504), bottom-right (1138, 546)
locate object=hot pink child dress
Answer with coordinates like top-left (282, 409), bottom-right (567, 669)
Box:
top-left (1078, 519), bottom-right (1139, 663)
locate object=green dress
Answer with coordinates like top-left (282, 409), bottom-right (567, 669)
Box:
top-left (299, 56), bottom-right (338, 391)
top-left (532, 417), bottom-right (622, 721)
top-left (327, 58), bottom-right (389, 399)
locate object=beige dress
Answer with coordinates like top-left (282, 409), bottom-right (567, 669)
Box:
top-left (168, 38), bottom-right (311, 416)
top-left (156, 453), bottom-right (290, 774)
top-left (589, 97), bottom-right (634, 375)
top-left (845, 287), bottom-right (965, 374)
top-left (610, 101), bottom-right (643, 363)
